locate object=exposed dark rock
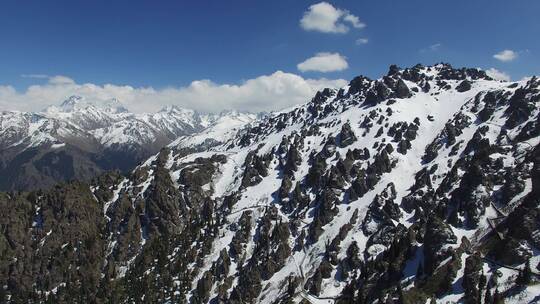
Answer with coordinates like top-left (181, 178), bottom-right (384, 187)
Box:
top-left (504, 84), bottom-right (538, 129)
top-left (339, 122), bottom-right (357, 147)
top-left (395, 79), bottom-right (412, 98)
top-left (387, 65), bottom-right (401, 76)
top-left (456, 80), bottom-right (472, 92)
top-left (241, 150), bottom-right (270, 188)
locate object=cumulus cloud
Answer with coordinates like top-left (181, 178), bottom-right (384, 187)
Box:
top-left (486, 68), bottom-right (511, 81)
top-left (300, 2), bottom-right (365, 34)
top-left (297, 52), bottom-right (348, 73)
top-left (493, 49), bottom-right (517, 62)
top-left (0, 72), bottom-right (348, 113)
top-left (342, 14), bottom-right (364, 29)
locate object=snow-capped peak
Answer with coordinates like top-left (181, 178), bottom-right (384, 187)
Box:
top-left (59, 95), bottom-right (84, 109)
top-left (158, 105), bottom-right (195, 115)
top-left (100, 98), bottom-right (129, 114)
top-left (46, 96), bottom-right (130, 114)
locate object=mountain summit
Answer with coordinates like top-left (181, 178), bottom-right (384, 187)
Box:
top-left (59, 95), bottom-right (84, 109)
top-left (46, 95), bottom-right (129, 114)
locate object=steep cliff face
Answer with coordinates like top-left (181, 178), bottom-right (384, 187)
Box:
top-left (1, 64), bottom-right (539, 303)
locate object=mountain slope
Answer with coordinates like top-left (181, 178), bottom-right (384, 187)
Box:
top-left (0, 98), bottom-right (256, 190)
top-left (1, 64), bottom-right (539, 303)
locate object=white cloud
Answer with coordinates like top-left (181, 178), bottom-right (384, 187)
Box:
top-left (48, 75), bottom-right (76, 85)
top-left (486, 68), bottom-right (511, 81)
top-left (429, 43), bottom-right (442, 51)
top-left (342, 14), bottom-right (365, 29)
top-left (420, 43), bottom-right (441, 53)
top-left (300, 2), bottom-right (365, 34)
top-left (297, 52), bottom-right (348, 73)
top-left (355, 38), bottom-right (369, 45)
top-left (493, 49), bottom-right (517, 62)
top-left (0, 72), bottom-right (348, 113)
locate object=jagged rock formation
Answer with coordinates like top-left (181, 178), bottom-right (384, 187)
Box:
top-left (1, 64), bottom-right (539, 303)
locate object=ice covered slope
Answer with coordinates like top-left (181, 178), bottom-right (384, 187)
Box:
top-left (89, 64), bottom-right (539, 303)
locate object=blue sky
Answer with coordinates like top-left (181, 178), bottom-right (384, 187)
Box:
top-left (0, 0), bottom-right (538, 112)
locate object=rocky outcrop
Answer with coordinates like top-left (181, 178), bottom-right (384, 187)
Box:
top-left (338, 122), bottom-right (357, 147)
top-left (424, 216), bottom-right (458, 274)
top-left (456, 80), bottom-right (472, 92)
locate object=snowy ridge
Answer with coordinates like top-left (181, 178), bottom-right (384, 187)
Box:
top-left (94, 64), bottom-right (540, 303)
top-left (0, 95), bottom-right (256, 151)
top-left (0, 95), bottom-right (257, 190)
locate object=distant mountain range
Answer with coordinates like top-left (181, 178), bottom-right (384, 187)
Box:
top-left (0, 96), bottom-right (257, 190)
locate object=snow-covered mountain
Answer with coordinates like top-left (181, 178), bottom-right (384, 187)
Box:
top-left (1, 64), bottom-right (539, 303)
top-left (169, 110), bottom-right (260, 152)
top-left (0, 97), bottom-right (256, 190)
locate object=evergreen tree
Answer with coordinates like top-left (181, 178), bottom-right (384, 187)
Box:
top-left (479, 271), bottom-right (487, 292)
top-left (0, 287), bottom-right (5, 303)
top-left (484, 287), bottom-right (492, 304)
top-left (397, 284), bottom-right (405, 304)
top-left (493, 288), bottom-right (504, 304)
top-left (443, 268), bottom-right (454, 294)
top-left (385, 295), bottom-right (395, 304)
top-left (489, 271), bottom-right (499, 289)
top-left (516, 258), bottom-right (532, 287)
top-left (416, 262), bottom-right (424, 279)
